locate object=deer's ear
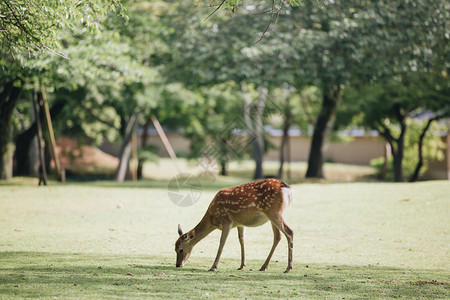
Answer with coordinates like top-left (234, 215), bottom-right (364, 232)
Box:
top-left (178, 224), bottom-right (183, 236)
top-left (189, 230), bottom-right (195, 240)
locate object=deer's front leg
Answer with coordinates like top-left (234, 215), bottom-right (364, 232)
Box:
top-left (237, 226), bottom-right (246, 270)
top-left (209, 222), bottom-right (232, 271)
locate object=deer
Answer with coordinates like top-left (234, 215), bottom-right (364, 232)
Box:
top-left (175, 178), bottom-right (294, 273)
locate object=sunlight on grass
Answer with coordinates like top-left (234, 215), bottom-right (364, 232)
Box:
top-left (0, 181), bottom-right (449, 298)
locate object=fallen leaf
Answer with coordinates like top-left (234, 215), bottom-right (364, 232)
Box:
top-left (126, 272), bottom-right (133, 276)
top-left (154, 272), bottom-right (166, 276)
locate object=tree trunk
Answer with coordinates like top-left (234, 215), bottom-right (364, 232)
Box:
top-left (278, 98), bottom-right (292, 179)
top-left (218, 138), bottom-right (229, 176)
top-left (137, 119), bottom-right (151, 180)
top-left (409, 118), bottom-right (436, 182)
top-left (243, 86), bottom-right (268, 179)
top-left (378, 105), bottom-right (407, 182)
top-left (32, 89), bottom-right (47, 185)
top-left (277, 125), bottom-right (290, 179)
top-left (141, 119), bottom-right (151, 147)
top-left (393, 107), bottom-right (406, 182)
top-left (115, 113), bottom-right (140, 182)
top-left (0, 122), bottom-right (14, 180)
top-left (380, 141), bottom-right (391, 180)
top-left (392, 150), bottom-right (403, 182)
top-left (306, 85), bottom-right (341, 178)
top-left (0, 80), bottom-right (22, 180)
top-left (220, 161), bottom-right (228, 176)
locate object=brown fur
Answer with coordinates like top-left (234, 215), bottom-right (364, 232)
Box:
top-left (175, 179), bottom-right (294, 273)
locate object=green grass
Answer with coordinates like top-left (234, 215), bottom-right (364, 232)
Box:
top-left (0, 180), bottom-right (449, 299)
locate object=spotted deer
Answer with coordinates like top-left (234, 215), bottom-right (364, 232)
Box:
top-left (175, 178), bottom-right (294, 273)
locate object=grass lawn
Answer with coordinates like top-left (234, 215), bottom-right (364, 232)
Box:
top-left (0, 179), bottom-right (449, 299)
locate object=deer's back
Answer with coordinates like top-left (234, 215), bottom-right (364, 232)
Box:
top-left (208, 179), bottom-right (291, 228)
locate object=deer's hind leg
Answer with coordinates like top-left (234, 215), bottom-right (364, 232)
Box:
top-left (259, 223), bottom-right (281, 271)
top-left (264, 212), bottom-right (294, 273)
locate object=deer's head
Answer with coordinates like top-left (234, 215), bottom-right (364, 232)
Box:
top-left (175, 224), bottom-right (195, 268)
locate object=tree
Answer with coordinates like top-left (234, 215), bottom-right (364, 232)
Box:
top-left (0, 1), bottom-right (128, 179)
top-left (276, 1), bottom-right (376, 178)
top-left (269, 0), bottom-right (449, 180)
top-left (335, 0), bottom-right (449, 181)
top-left (341, 66), bottom-right (449, 182)
top-left (161, 0), bottom-right (302, 179)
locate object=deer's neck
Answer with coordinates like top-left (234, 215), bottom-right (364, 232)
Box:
top-left (191, 213), bottom-right (215, 246)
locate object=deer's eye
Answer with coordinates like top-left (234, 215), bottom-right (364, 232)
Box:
top-left (179, 249), bottom-right (184, 254)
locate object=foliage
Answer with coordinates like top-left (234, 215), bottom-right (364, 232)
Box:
top-left (182, 83), bottom-right (247, 162)
top-left (0, 0), bottom-right (126, 55)
top-left (267, 86), bottom-right (321, 134)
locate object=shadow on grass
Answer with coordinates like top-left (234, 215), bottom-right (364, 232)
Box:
top-left (1, 252), bottom-right (448, 299)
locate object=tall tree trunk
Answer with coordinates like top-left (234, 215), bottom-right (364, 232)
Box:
top-left (306, 85), bottom-right (341, 178)
top-left (243, 86), bottom-right (268, 179)
top-left (115, 113), bottom-right (140, 182)
top-left (0, 80), bottom-right (22, 180)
